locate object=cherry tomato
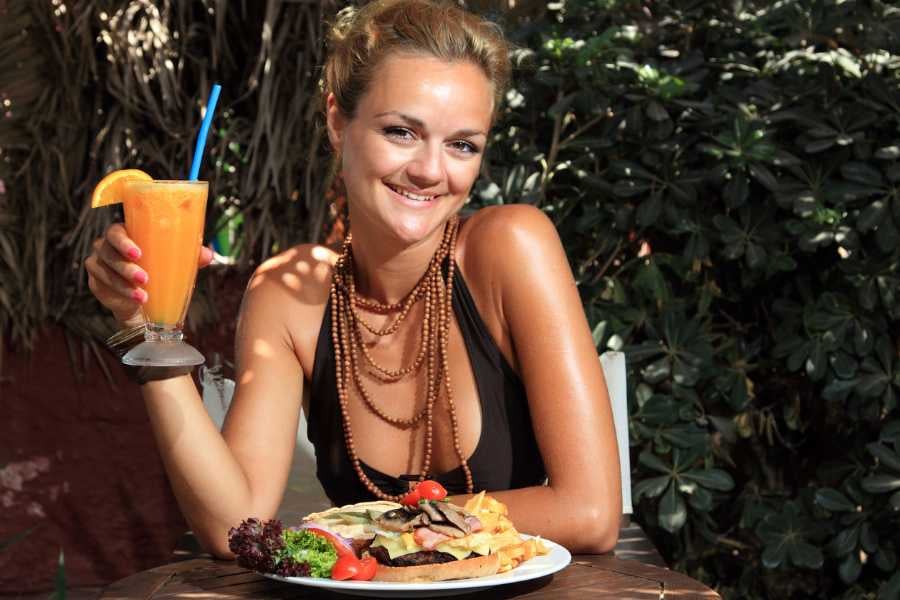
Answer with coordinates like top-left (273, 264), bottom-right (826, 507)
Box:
top-left (306, 528), bottom-right (355, 558)
top-left (354, 556), bottom-right (377, 581)
top-left (416, 480), bottom-right (447, 501)
top-left (331, 555), bottom-right (361, 580)
top-left (331, 555), bottom-right (378, 581)
top-left (401, 488), bottom-right (421, 506)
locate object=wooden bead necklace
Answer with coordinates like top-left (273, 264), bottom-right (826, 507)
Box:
top-left (329, 216), bottom-right (474, 501)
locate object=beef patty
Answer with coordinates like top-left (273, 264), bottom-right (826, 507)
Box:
top-left (369, 546), bottom-right (462, 567)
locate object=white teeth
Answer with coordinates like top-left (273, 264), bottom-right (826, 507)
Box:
top-left (389, 185), bottom-right (434, 202)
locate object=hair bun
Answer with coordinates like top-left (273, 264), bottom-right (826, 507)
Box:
top-left (329, 5), bottom-right (359, 45)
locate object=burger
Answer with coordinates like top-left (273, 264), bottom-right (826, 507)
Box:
top-left (304, 498), bottom-right (495, 581)
top-left (229, 483), bottom-right (547, 582)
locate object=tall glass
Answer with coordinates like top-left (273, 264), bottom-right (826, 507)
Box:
top-left (121, 180), bottom-right (208, 367)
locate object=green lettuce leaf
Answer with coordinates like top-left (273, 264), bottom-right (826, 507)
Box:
top-left (278, 529), bottom-right (339, 578)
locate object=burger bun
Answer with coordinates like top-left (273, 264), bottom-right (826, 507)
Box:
top-left (373, 552), bottom-right (501, 582)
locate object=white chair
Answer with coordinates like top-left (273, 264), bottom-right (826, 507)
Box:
top-left (600, 352), bottom-right (665, 565)
top-left (199, 365), bottom-right (318, 462)
top-left (600, 351), bottom-right (632, 516)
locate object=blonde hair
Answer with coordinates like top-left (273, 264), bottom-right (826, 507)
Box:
top-left (322, 0), bottom-right (511, 122)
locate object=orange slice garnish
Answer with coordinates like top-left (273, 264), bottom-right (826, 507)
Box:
top-left (91, 169), bottom-right (153, 208)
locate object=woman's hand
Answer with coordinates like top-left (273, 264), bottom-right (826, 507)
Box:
top-left (84, 223), bottom-right (214, 328)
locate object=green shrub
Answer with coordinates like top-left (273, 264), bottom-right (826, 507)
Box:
top-left (475, 1), bottom-right (900, 597)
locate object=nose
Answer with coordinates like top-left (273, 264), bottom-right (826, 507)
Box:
top-left (406, 142), bottom-right (444, 188)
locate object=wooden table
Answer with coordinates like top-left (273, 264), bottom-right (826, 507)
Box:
top-left (101, 553), bottom-right (719, 599)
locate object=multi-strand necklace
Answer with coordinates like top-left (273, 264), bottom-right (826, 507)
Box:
top-left (329, 216), bottom-right (474, 501)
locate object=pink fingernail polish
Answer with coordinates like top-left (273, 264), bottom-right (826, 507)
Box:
top-left (131, 289), bottom-right (146, 303)
top-left (127, 247), bottom-right (141, 260)
top-left (133, 271), bottom-right (148, 284)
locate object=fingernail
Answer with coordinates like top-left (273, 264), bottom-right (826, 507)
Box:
top-left (131, 289), bottom-right (146, 303)
top-left (127, 247), bottom-right (141, 260)
top-left (133, 271), bottom-right (148, 285)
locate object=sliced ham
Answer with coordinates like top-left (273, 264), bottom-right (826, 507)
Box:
top-left (414, 527), bottom-right (452, 550)
top-left (465, 516), bottom-right (483, 532)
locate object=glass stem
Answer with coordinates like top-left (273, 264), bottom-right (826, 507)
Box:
top-left (144, 323), bottom-right (184, 343)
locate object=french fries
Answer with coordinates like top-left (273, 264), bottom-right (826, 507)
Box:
top-left (497, 537), bottom-right (548, 572)
top-left (463, 491), bottom-right (550, 573)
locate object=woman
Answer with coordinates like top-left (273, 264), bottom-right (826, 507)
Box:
top-left (84, 0), bottom-right (621, 558)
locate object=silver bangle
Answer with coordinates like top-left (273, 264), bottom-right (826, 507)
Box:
top-left (105, 325), bottom-right (146, 358)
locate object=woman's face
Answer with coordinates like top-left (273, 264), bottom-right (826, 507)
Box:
top-left (327, 54), bottom-right (494, 247)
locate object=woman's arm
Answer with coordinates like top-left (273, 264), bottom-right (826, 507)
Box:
top-left (455, 204), bottom-right (621, 554)
top-left (142, 255), bottom-right (307, 558)
top-left (85, 224), bottom-right (313, 558)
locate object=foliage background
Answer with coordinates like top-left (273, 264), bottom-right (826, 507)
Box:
top-left (2, 0), bottom-right (900, 598)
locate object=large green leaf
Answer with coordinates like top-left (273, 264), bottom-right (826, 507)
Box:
top-left (861, 476), bottom-right (900, 494)
top-left (829, 352), bottom-right (858, 379)
top-left (858, 200), bottom-right (888, 232)
top-left (867, 442), bottom-right (900, 472)
top-left (875, 547), bottom-right (897, 573)
top-left (633, 475), bottom-right (670, 501)
top-left (685, 485), bottom-right (713, 511)
top-left (828, 525), bottom-right (859, 557)
top-left (639, 450), bottom-right (672, 474)
top-left (878, 571), bottom-right (900, 600)
top-left (838, 551), bottom-right (862, 583)
top-left (723, 171), bottom-right (749, 208)
top-left (661, 425), bottom-right (708, 449)
top-left (636, 193), bottom-right (663, 226)
top-left (842, 162), bottom-right (884, 187)
top-left (682, 468), bottom-right (735, 491)
top-left (637, 395), bottom-right (680, 425)
top-left (762, 541), bottom-right (788, 569)
top-left (641, 358), bottom-right (672, 386)
top-left (814, 488), bottom-right (856, 512)
top-left (822, 377), bottom-right (858, 401)
top-left (860, 522), bottom-right (878, 554)
top-left (789, 543), bottom-right (824, 570)
top-left (658, 483), bottom-right (687, 533)
top-left (613, 179), bottom-right (653, 198)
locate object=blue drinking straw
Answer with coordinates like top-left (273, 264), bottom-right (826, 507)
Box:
top-left (188, 83), bottom-right (222, 181)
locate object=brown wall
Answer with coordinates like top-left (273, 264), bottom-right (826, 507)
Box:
top-left (0, 268), bottom-right (245, 594)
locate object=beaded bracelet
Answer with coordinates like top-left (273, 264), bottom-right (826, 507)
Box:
top-left (105, 325), bottom-right (194, 385)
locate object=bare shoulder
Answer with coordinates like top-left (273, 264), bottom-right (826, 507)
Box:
top-left (237, 243), bottom-right (338, 377)
top-left (244, 242), bottom-right (337, 309)
top-left (454, 205), bottom-right (566, 370)
top-left (458, 204), bottom-right (562, 275)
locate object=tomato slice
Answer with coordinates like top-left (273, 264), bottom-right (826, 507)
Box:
top-left (416, 480), bottom-right (447, 501)
top-left (401, 488), bottom-right (421, 506)
top-left (307, 528), bottom-right (355, 558)
top-left (353, 556), bottom-right (377, 581)
top-left (331, 555), bottom-right (361, 580)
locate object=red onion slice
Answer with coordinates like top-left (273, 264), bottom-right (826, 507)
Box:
top-left (297, 523), bottom-right (356, 554)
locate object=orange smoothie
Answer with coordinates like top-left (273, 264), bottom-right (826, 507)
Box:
top-left (122, 181), bottom-right (208, 328)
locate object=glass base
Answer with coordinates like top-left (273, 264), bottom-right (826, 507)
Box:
top-left (122, 340), bottom-right (205, 367)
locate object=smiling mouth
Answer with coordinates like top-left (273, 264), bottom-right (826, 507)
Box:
top-left (386, 183), bottom-right (439, 203)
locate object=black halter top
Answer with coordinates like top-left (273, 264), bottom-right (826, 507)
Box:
top-left (307, 262), bottom-right (547, 506)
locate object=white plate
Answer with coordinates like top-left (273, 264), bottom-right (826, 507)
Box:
top-left (262, 535), bottom-right (571, 598)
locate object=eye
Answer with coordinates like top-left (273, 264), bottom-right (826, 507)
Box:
top-left (383, 126), bottom-right (415, 141)
top-left (450, 140), bottom-right (480, 155)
